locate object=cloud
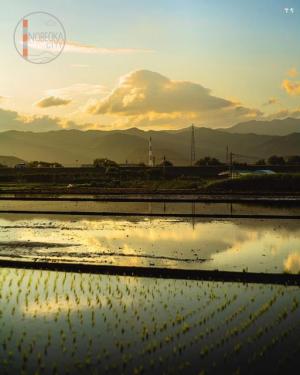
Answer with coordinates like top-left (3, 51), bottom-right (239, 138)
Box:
top-left (23, 38), bottom-right (153, 55)
top-left (266, 108), bottom-right (300, 120)
top-left (287, 67), bottom-right (298, 78)
top-left (281, 79), bottom-right (300, 96)
top-left (86, 70), bottom-right (262, 128)
top-left (0, 107), bottom-right (64, 131)
top-left (88, 70), bottom-right (232, 115)
top-left (63, 41), bottom-right (154, 55)
top-left (35, 96), bottom-right (72, 108)
top-left (0, 106), bottom-right (101, 132)
top-left (263, 97), bottom-right (279, 106)
top-left (284, 252), bottom-right (300, 274)
top-left (46, 83), bottom-right (107, 98)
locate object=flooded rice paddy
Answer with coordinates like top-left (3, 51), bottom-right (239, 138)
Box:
top-left (0, 212), bottom-right (299, 273)
top-left (1, 201), bottom-right (300, 373)
top-left (1, 267), bottom-right (300, 374)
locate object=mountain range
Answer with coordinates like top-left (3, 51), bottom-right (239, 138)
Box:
top-left (0, 118), bottom-right (299, 166)
top-left (225, 117), bottom-right (300, 136)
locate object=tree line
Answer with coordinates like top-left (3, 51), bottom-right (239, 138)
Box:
top-left (94, 155), bottom-right (300, 167)
top-left (0, 155), bottom-right (299, 169)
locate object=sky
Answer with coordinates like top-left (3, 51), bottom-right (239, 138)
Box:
top-left (0, 0), bottom-right (300, 131)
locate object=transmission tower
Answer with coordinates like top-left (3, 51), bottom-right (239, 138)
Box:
top-left (190, 124), bottom-right (196, 166)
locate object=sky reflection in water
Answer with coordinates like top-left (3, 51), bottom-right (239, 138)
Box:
top-left (0, 213), bottom-right (299, 274)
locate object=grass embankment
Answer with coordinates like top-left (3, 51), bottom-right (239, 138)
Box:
top-left (0, 174), bottom-right (300, 195)
top-left (206, 173), bottom-right (300, 193)
top-left (0, 179), bottom-right (209, 194)
top-left (118, 179), bottom-right (207, 189)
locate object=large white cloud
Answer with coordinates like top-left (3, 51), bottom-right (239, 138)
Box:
top-left (88, 70), bottom-right (232, 115)
top-left (86, 70), bottom-right (263, 128)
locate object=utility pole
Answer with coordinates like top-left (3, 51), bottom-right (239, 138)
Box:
top-left (226, 145), bottom-right (229, 165)
top-left (190, 124), bottom-right (196, 166)
top-left (148, 137), bottom-right (154, 167)
top-left (230, 152), bottom-right (233, 179)
top-left (163, 155), bottom-right (166, 178)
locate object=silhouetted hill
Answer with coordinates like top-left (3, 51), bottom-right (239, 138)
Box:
top-left (0, 155), bottom-right (25, 167)
top-left (226, 118), bottom-right (300, 136)
top-left (0, 127), bottom-right (299, 165)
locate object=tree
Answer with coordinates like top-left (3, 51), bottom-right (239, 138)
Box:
top-left (195, 157), bottom-right (223, 166)
top-left (268, 155), bottom-right (285, 165)
top-left (286, 155), bottom-right (300, 165)
top-left (52, 162), bottom-right (63, 168)
top-left (255, 159), bottom-right (266, 166)
top-left (28, 161), bottom-right (62, 168)
top-left (159, 159), bottom-right (173, 167)
top-left (105, 166), bottom-right (120, 176)
top-left (93, 158), bottom-right (118, 168)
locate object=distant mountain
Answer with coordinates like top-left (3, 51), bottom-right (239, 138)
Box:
top-left (0, 127), bottom-right (300, 165)
top-left (225, 118), bottom-right (300, 136)
top-left (0, 155), bottom-right (25, 167)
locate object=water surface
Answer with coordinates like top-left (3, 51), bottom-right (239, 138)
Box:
top-left (0, 212), bottom-right (299, 274)
top-left (1, 268), bottom-right (299, 374)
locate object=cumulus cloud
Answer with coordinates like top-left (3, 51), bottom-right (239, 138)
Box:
top-left (86, 70), bottom-right (262, 128)
top-left (0, 108), bottom-right (63, 131)
top-left (0, 108), bottom-right (95, 132)
top-left (35, 96), bottom-right (72, 108)
top-left (287, 67), bottom-right (298, 78)
top-left (0, 107), bottom-right (98, 132)
top-left (281, 79), bottom-right (300, 96)
top-left (88, 70), bottom-right (232, 115)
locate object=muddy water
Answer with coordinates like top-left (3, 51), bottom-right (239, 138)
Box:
top-left (0, 211), bottom-right (299, 274)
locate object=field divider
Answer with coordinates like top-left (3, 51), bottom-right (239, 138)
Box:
top-left (0, 196), bottom-right (300, 204)
top-left (0, 259), bottom-right (299, 286)
top-left (0, 209), bottom-right (299, 219)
